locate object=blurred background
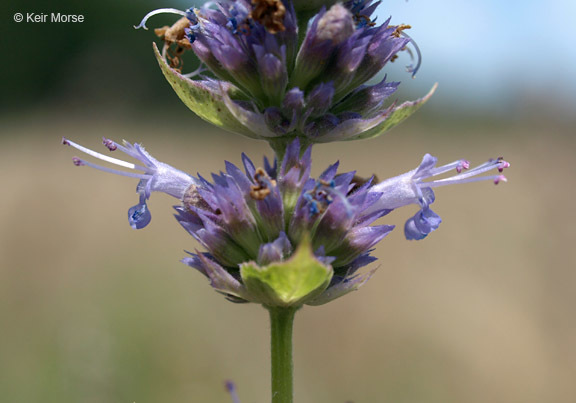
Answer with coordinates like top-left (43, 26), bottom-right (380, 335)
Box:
top-left (1, 0), bottom-right (575, 402)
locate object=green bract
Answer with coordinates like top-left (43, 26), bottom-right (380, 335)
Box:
top-left (154, 44), bottom-right (260, 139)
top-left (240, 235), bottom-right (333, 307)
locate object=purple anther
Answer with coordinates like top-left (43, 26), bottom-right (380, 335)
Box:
top-left (498, 160), bottom-right (510, 172)
top-left (72, 157), bottom-right (84, 166)
top-left (456, 160), bottom-right (470, 173)
top-left (494, 175), bottom-right (507, 185)
top-left (102, 137), bottom-right (117, 151)
top-left (61, 137), bottom-right (70, 146)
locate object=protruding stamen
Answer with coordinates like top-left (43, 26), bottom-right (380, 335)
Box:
top-left (63, 138), bottom-right (143, 171)
top-left (428, 159), bottom-right (469, 176)
top-left (498, 160), bottom-right (511, 172)
top-left (494, 175), bottom-right (507, 185)
top-left (102, 137), bottom-right (117, 151)
top-left (456, 160), bottom-right (470, 173)
top-left (134, 8), bottom-right (188, 30)
top-left (391, 24), bottom-right (412, 38)
top-left (182, 64), bottom-right (208, 78)
top-left (70, 157), bottom-right (151, 180)
top-left (400, 31), bottom-right (422, 78)
top-left (424, 157), bottom-right (510, 188)
top-left (443, 158), bottom-right (504, 182)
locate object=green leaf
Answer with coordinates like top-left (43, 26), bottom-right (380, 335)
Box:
top-left (153, 43), bottom-right (259, 138)
top-left (240, 235), bottom-right (333, 307)
top-left (352, 83), bottom-right (438, 141)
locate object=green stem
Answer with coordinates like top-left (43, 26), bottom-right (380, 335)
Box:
top-left (268, 138), bottom-right (290, 162)
top-left (268, 136), bottom-right (313, 163)
top-left (268, 306), bottom-right (297, 403)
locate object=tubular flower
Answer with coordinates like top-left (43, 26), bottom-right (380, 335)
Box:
top-left (62, 137), bottom-right (198, 229)
top-left (63, 138), bottom-right (509, 306)
top-left (366, 154), bottom-right (511, 240)
top-left (137, 0), bottom-right (435, 149)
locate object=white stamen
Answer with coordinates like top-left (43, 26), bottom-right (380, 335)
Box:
top-left (426, 174), bottom-right (505, 188)
top-left (64, 138), bottom-right (139, 170)
top-left (182, 64), bottom-right (208, 78)
top-left (73, 158), bottom-right (151, 180)
top-left (446, 160), bottom-right (505, 181)
top-left (401, 31), bottom-right (422, 78)
top-left (134, 8), bottom-right (187, 30)
top-left (424, 158), bottom-right (509, 188)
top-left (428, 160), bottom-right (468, 176)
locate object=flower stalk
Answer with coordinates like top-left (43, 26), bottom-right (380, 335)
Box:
top-left (268, 306), bottom-right (297, 403)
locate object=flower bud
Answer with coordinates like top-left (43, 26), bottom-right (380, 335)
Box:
top-left (316, 4), bottom-right (355, 44)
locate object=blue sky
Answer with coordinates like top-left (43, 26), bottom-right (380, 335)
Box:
top-left (376, 0), bottom-right (576, 114)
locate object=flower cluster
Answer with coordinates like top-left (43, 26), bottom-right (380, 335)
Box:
top-left (62, 0), bottom-right (511, 308)
top-left (137, 0), bottom-right (434, 149)
top-left (63, 137), bottom-right (509, 306)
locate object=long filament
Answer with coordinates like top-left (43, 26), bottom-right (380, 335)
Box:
top-left (134, 8), bottom-right (188, 30)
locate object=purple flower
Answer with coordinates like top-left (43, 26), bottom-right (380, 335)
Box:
top-left (366, 153), bottom-right (510, 239)
top-left (62, 137), bottom-right (197, 229)
top-left (137, 0), bottom-right (434, 148)
top-left (63, 138), bottom-right (509, 304)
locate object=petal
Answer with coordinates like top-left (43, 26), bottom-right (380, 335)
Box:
top-left (313, 103), bottom-right (395, 142)
top-left (182, 252), bottom-right (251, 302)
top-left (329, 224), bottom-right (394, 266)
top-left (306, 266), bottom-right (377, 306)
top-left (258, 232), bottom-right (293, 265)
top-left (220, 86), bottom-right (279, 138)
top-left (330, 77), bottom-right (400, 115)
top-left (404, 206), bottom-right (442, 240)
top-left (128, 197), bottom-right (152, 229)
top-left (316, 84), bottom-right (436, 142)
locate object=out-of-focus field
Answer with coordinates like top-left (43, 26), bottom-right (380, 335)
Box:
top-left (1, 114), bottom-right (575, 403)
